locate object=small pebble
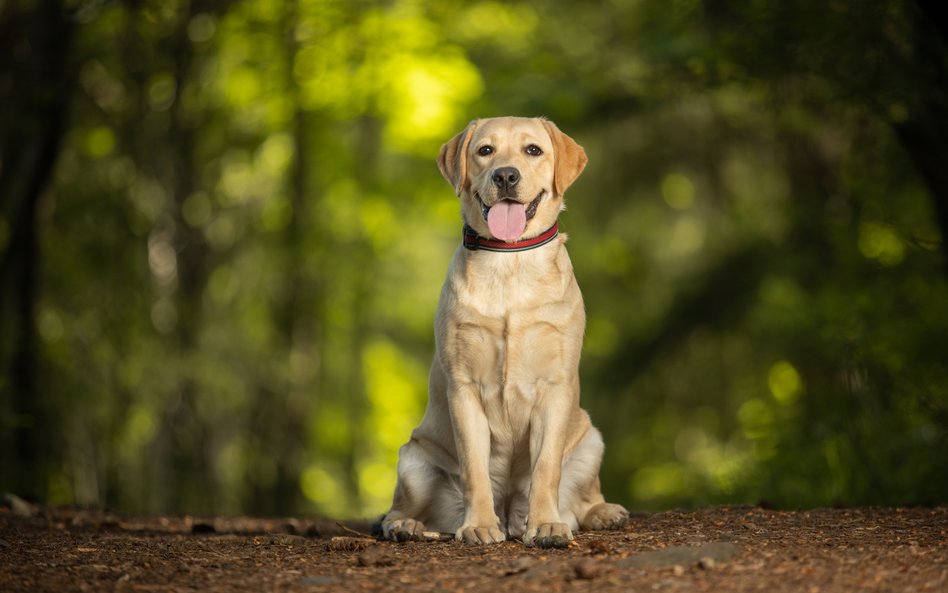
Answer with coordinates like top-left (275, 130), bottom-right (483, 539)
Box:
top-left (573, 558), bottom-right (601, 580)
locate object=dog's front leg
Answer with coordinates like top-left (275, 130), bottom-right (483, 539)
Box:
top-left (523, 387), bottom-right (573, 548)
top-left (447, 381), bottom-right (506, 544)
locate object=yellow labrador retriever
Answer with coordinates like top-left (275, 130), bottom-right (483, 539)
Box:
top-left (381, 117), bottom-right (628, 548)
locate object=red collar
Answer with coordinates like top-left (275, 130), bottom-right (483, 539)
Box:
top-left (462, 223), bottom-right (559, 252)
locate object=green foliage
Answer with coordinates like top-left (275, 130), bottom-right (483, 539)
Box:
top-left (1, 0), bottom-right (946, 516)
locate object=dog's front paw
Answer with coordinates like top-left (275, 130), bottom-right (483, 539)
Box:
top-left (455, 524), bottom-right (506, 545)
top-left (383, 517), bottom-right (426, 542)
top-left (523, 522), bottom-right (573, 548)
top-left (581, 502), bottom-right (630, 531)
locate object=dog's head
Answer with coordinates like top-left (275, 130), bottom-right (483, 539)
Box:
top-left (438, 117), bottom-right (587, 243)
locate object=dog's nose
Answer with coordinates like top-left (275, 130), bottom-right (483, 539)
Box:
top-left (492, 167), bottom-right (520, 191)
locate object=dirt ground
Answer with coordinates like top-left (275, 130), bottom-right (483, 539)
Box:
top-left (2, 500), bottom-right (946, 592)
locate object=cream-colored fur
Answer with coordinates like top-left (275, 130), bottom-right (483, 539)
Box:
top-left (381, 117), bottom-right (628, 548)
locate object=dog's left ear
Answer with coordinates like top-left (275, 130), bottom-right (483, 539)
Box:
top-left (541, 119), bottom-right (588, 196)
top-left (438, 119), bottom-right (479, 196)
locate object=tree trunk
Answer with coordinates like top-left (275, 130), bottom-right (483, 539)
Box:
top-left (0, 0), bottom-right (75, 501)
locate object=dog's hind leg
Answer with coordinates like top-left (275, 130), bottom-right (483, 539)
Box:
top-left (381, 439), bottom-right (464, 541)
top-left (559, 426), bottom-right (630, 533)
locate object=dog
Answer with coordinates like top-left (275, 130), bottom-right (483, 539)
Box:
top-left (381, 116), bottom-right (628, 548)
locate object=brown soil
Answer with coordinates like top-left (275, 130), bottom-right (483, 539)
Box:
top-left (2, 503), bottom-right (946, 592)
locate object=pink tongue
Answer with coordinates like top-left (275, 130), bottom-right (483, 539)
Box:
top-left (487, 200), bottom-right (527, 242)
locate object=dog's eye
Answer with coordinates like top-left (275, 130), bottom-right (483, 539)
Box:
top-left (477, 145), bottom-right (494, 156)
top-left (525, 144), bottom-right (543, 156)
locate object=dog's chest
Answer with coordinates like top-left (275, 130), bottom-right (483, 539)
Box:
top-left (444, 249), bottom-right (584, 434)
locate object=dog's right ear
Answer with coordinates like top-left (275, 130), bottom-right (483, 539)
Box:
top-left (438, 119), bottom-right (479, 196)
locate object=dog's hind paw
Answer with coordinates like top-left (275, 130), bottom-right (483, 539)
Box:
top-left (581, 502), bottom-right (630, 531)
top-left (383, 517), bottom-right (427, 542)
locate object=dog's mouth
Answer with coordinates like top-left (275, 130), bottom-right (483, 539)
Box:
top-left (474, 190), bottom-right (546, 242)
top-left (476, 190), bottom-right (545, 222)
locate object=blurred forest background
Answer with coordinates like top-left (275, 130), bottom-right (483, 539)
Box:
top-left (2, 0), bottom-right (947, 519)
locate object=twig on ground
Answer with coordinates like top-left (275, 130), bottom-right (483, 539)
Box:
top-left (335, 522), bottom-right (374, 539)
